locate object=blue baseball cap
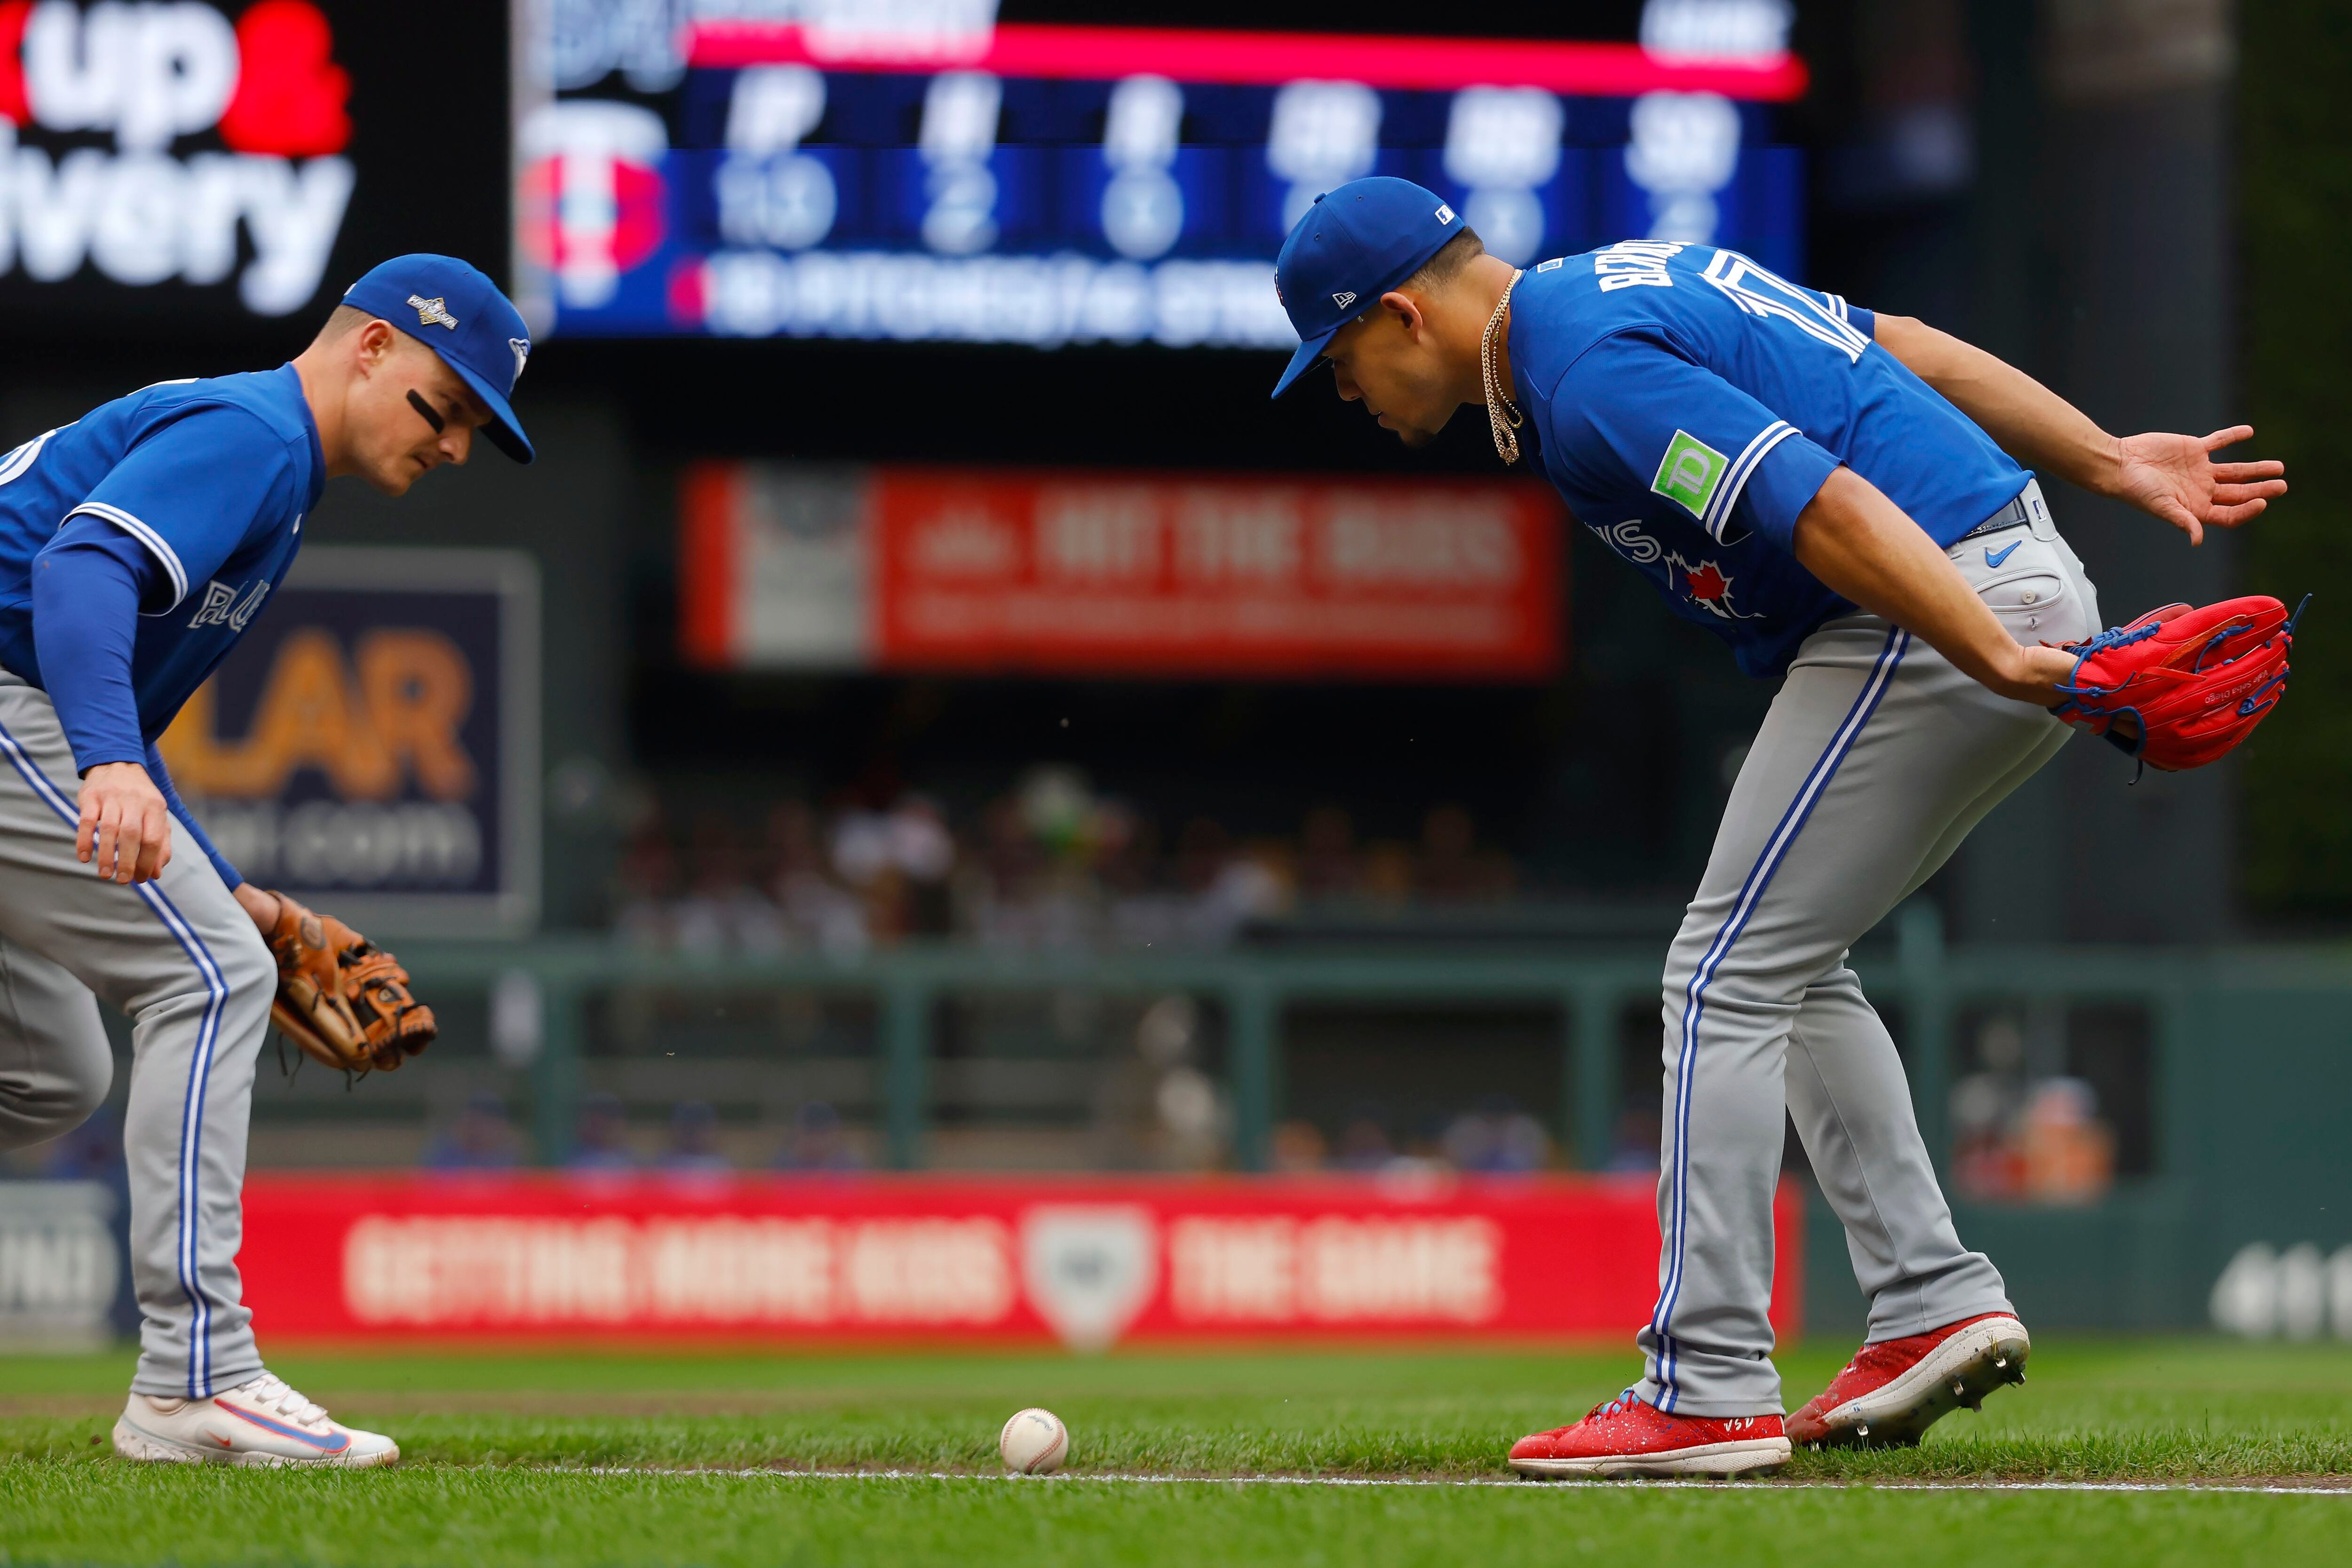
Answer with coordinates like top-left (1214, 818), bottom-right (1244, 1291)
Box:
top-left (340, 255), bottom-right (535, 463)
top-left (1270, 177), bottom-right (1466, 399)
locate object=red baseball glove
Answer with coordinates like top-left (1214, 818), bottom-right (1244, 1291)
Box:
top-left (2049, 595), bottom-right (2304, 775)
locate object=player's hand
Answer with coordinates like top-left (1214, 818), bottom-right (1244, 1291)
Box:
top-left (2110, 426), bottom-right (2287, 546)
top-left (76, 761), bottom-right (173, 886)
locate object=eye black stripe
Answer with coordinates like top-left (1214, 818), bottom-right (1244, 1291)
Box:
top-left (406, 389), bottom-right (446, 434)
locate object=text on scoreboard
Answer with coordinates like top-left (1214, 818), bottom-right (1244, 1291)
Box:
top-left (520, 2), bottom-right (1808, 346)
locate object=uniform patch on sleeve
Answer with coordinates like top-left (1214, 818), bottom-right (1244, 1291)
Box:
top-left (1651, 430), bottom-right (1728, 518)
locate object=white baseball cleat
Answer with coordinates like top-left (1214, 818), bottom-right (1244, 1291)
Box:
top-left (111, 1372), bottom-right (400, 1468)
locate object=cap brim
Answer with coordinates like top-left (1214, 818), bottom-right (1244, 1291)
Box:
top-left (439, 352), bottom-right (535, 464)
top-left (1269, 325), bottom-right (1341, 399)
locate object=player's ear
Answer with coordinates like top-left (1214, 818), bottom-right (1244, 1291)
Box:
top-left (353, 318), bottom-right (398, 373)
top-left (1379, 290), bottom-right (1425, 337)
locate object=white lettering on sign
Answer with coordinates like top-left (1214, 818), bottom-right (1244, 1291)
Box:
top-left (1035, 488), bottom-right (1161, 582)
top-left (906, 504), bottom-right (1021, 578)
top-left (1168, 1215), bottom-right (1502, 1324)
top-left (1173, 491), bottom-right (1304, 586)
top-left (0, 2), bottom-right (357, 314)
top-left (24, 1), bottom-right (238, 150)
top-left (191, 799), bottom-right (485, 888)
top-left (343, 1214), bottom-right (1018, 1328)
top-left (1320, 497), bottom-right (1523, 588)
top-left (0, 1182), bottom-right (119, 1342)
top-left (696, 249), bottom-right (1294, 349)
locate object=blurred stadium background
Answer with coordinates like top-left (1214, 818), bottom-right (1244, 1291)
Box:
top-left (2, 0), bottom-right (2350, 1356)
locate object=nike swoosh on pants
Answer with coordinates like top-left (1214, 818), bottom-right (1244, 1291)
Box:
top-left (1985, 540), bottom-right (2022, 567)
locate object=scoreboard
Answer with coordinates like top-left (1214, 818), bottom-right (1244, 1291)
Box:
top-left (516, 11), bottom-right (1808, 349)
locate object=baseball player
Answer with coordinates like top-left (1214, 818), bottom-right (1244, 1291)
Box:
top-left (1270, 180), bottom-right (2286, 1477)
top-left (0, 256), bottom-right (533, 1467)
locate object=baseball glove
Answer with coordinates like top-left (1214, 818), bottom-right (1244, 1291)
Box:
top-left (2049, 595), bottom-right (2304, 776)
top-left (265, 893), bottom-right (437, 1075)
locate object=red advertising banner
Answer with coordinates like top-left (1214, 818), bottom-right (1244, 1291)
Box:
top-left (680, 465), bottom-right (1565, 681)
top-left (239, 1174), bottom-right (1800, 1347)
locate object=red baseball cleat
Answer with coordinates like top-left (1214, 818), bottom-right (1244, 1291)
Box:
top-left (1509, 1394), bottom-right (1790, 1479)
top-left (1786, 1312), bottom-right (2031, 1448)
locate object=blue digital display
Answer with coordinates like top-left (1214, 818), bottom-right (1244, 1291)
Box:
top-left (518, 44), bottom-right (1803, 348)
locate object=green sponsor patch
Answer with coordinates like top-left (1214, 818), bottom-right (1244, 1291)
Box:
top-left (1651, 429), bottom-right (1728, 519)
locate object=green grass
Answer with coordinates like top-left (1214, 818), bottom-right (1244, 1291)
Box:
top-left (3, 1340), bottom-right (2350, 1566)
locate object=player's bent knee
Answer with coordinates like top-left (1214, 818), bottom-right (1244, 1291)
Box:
top-left (0, 1050), bottom-right (111, 1147)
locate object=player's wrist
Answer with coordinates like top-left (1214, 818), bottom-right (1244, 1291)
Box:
top-left (1999, 643), bottom-right (2075, 705)
top-left (2084, 434), bottom-right (2130, 500)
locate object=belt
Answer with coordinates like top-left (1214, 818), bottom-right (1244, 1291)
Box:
top-left (1955, 479), bottom-right (2053, 545)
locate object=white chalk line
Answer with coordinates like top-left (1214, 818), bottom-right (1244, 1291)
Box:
top-left (565, 1466), bottom-right (2352, 1496)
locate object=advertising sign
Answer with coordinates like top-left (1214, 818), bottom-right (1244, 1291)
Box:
top-left (681, 464), bottom-right (1565, 681)
top-left (0, 0), bottom-right (507, 335)
top-left (519, 0), bottom-right (1806, 345)
top-left (0, 1180), bottom-right (120, 1348)
top-left (238, 1172), bottom-right (1804, 1347)
top-left (157, 547), bottom-right (540, 937)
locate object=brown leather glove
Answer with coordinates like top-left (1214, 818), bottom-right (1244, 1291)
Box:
top-left (264, 892), bottom-right (437, 1075)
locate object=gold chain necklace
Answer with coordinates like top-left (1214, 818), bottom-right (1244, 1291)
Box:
top-left (1481, 269), bottom-right (1525, 465)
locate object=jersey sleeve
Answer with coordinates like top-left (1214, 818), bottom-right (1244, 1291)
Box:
top-left (67, 406), bottom-right (297, 613)
top-left (1813, 289), bottom-right (1875, 341)
top-left (1545, 330), bottom-right (1843, 553)
top-left (146, 740), bottom-right (241, 890)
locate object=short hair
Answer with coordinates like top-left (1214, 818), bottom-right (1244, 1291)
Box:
top-left (311, 303), bottom-right (376, 345)
top-left (1400, 228), bottom-right (1485, 293)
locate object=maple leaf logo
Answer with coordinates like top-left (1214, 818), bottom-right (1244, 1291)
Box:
top-left (1664, 553), bottom-right (1763, 620)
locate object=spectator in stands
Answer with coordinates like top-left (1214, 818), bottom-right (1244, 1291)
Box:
top-left (612, 810), bottom-right (681, 950)
top-left (1271, 1119), bottom-right (1329, 1172)
top-left (568, 1093), bottom-right (636, 1173)
top-left (1297, 805), bottom-right (1362, 902)
top-left (674, 812), bottom-right (787, 960)
top-left (778, 1101), bottom-right (863, 1172)
top-left (1441, 1096), bottom-right (1554, 1173)
top-left (1336, 1106), bottom-right (1397, 1172)
top-left (424, 1093), bottom-right (522, 1171)
top-left (1608, 1103), bottom-right (1663, 1174)
top-left (1415, 805), bottom-right (1516, 903)
top-left (833, 793), bottom-right (956, 942)
top-left (767, 799), bottom-right (868, 956)
top-left (659, 1101), bottom-right (731, 1174)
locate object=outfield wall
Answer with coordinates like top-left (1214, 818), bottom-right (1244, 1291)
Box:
top-left (235, 1173), bottom-right (1803, 1350)
top-left (366, 918), bottom-right (2352, 1337)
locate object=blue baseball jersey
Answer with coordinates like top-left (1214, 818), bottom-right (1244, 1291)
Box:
top-left (1507, 242), bottom-right (2031, 677)
top-left (0, 365), bottom-right (323, 737)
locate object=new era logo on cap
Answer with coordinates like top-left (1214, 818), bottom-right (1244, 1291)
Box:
top-left (1332, 291), bottom-right (1356, 309)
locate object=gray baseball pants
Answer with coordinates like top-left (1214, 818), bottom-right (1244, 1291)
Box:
top-left (1635, 481), bottom-right (2099, 1416)
top-left (0, 670), bottom-right (274, 1399)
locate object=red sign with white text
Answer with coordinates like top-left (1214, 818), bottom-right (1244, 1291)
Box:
top-left (680, 466), bottom-right (1565, 681)
top-left (238, 1174), bottom-right (1799, 1347)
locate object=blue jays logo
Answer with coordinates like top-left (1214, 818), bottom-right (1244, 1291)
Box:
top-left (1664, 552), bottom-right (1762, 620)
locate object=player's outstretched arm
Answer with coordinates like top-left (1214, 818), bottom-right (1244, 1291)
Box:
top-left (1872, 314), bottom-right (2285, 545)
top-left (1791, 467), bottom-right (2077, 707)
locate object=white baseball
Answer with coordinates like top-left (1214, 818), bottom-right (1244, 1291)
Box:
top-left (999, 1407), bottom-right (1069, 1474)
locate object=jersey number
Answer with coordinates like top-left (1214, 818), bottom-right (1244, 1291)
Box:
top-left (1700, 252), bottom-right (1871, 364)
